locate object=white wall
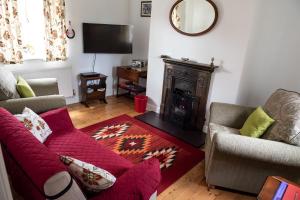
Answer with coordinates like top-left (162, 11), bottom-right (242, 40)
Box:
top-left (66, 0), bottom-right (131, 101)
top-left (129, 0), bottom-right (151, 60)
top-left (237, 0), bottom-right (300, 106)
top-left (146, 0), bottom-right (258, 112)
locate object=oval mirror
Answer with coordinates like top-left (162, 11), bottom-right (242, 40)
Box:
top-left (170, 0), bottom-right (218, 36)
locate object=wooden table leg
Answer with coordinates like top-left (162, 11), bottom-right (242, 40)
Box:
top-left (116, 77), bottom-right (120, 97)
top-left (103, 98), bottom-right (108, 104)
top-left (81, 101), bottom-right (89, 108)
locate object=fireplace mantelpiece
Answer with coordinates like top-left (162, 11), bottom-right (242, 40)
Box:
top-left (160, 58), bottom-right (218, 131)
top-left (136, 58), bottom-right (217, 147)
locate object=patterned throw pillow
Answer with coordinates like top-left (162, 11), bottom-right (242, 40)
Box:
top-left (60, 156), bottom-right (116, 192)
top-left (263, 89), bottom-right (300, 146)
top-left (15, 107), bottom-right (52, 143)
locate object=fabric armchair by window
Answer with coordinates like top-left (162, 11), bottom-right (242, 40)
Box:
top-left (0, 78), bottom-right (66, 114)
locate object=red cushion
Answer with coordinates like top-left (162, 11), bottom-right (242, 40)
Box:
top-left (40, 107), bottom-right (74, 133)
top-left (0, 108), bottom-right (66, 199)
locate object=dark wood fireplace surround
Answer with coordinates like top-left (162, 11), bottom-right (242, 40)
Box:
top-left (136, 58), bottom-right (217, 147)
top-left (160, 58), bottom-right (217, 131)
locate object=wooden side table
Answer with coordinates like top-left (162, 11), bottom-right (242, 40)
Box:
top-left (80, 73), bottom-right (107, 107)
top-left (116, 66), bottom-right (147, 97)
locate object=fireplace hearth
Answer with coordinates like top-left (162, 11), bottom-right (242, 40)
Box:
top-left (136, 58), bottom-right (217, 147)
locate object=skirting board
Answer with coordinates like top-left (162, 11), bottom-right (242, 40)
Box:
top-left (147, 103), bottom-right (160, 113)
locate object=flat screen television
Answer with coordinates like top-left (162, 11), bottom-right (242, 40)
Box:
top-left (83, 23), bottom-right (133, 54)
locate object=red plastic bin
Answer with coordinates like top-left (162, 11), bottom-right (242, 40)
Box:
top-left (134, 95), bottom-right (148, 113)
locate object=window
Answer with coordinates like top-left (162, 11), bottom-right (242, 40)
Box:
top-left (18, 0), bottom-right (46, 60)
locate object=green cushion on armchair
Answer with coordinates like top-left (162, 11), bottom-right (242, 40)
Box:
top-left (240, 106), bottom-right (274, 138)
top-left (17, 76), bottom-right (36, 98)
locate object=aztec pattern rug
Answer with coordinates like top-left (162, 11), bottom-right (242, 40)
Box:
top-left (80, 114), bottom-right (205, 193)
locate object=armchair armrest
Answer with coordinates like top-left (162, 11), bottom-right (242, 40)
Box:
top-left (213, 133), bottom-right (300, 167)
top-left (0, 95), bottom-right (66, 114)
top-left (209, 102), bottom-right (255, 129)
top-left (27, 78), bottom-right (59, 96)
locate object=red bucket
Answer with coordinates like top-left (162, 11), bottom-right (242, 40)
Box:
top-left (134, 95), bottom-right (148, 113)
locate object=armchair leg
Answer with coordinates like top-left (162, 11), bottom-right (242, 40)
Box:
top-left (207, 184), bottom-right (215, 191)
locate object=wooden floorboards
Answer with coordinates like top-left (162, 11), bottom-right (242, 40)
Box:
top-left (68, 96), bottom-right (256, 200)
top-left (68, 96), bottom-right (139, 129)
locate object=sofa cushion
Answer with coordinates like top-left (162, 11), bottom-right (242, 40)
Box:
top-left (40, 107), bottom-right (74, 133)
top-left (240, 107), bottom-right (275, 138)
top-left (60, 155), bottom-right (116, 192)
top-left (263, 89), bottom-right (300, 146)
top-left (15, 107), bottom-right (52, 143)
top-left (0, 68), bottom-right (20, 100)
top-left (16, 76), bottom-right (36, 98)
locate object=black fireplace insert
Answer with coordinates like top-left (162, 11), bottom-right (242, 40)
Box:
top-left (169, 88), bottom-right (200, 129)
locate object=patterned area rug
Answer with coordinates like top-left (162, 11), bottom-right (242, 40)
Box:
top-left (80, 114), bottom-right (205, 193)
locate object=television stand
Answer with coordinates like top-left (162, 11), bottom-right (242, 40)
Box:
top-left (80, 72), bottom-right (100, 77)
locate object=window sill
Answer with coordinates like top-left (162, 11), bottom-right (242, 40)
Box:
top-left (2, 59), bottom-right (71, 74)
top-left (23, 58), bottom-right (46, 62)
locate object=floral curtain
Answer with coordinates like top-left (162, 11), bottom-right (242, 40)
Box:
top-left (43, 0), bottom-right (67, 61)
top-left (0, 0), bottom-right (23, 64)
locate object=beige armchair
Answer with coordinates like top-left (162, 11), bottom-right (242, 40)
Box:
top-left (205, 102), bottom-right (300, 194)
top-left (0, 78), bottom-right (66, 114)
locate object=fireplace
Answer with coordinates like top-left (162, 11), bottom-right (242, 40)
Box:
top-left (136, 58), bottom-right (217, 147)
top-left (166, 88), bottom-right (199, 128)
top-left (160, 58), bottom-right (216, 131)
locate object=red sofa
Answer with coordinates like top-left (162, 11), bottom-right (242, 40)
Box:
top-left (0, 107), bottom-right (161, 200)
